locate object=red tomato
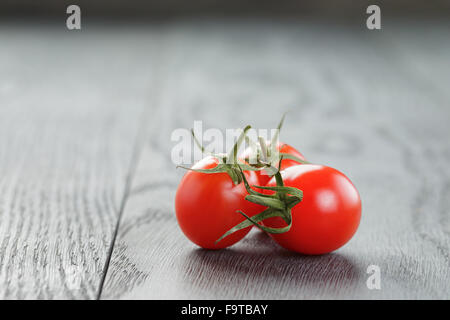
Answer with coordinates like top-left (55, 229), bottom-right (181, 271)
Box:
top-left (277, 143), bottom-right (306, 171)
top-left (241, 141), bottom-right (306, 185)
top-left (263, 164), bottom-right (361, 255)
top-left (175, 156), bottom-right (262, 249)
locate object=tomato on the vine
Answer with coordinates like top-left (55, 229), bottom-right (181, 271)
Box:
top-left (277, 142), bottom-right (306, 171)
top-left (175, 156), bottom-right (262, 249)
top-left (262, 164), bottom-right (361, 255)
top-left (241, 141), bottom-right (306, 185)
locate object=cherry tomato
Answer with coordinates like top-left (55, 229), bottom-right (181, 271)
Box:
top-left (241, 141), bottom-right (306, 185)
top-left (277, 143), bottom-right (306, 171)
top-left (263, 164), bottom-right (361, 255)
top-left (175, 156), bottom-right (262, 249)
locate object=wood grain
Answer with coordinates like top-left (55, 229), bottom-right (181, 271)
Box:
top-left (0, 24), bottom-right (157, 299)
top-left (101, 20), bottom-right (450, 299)
top-left (1, 19), bottom-right (449, 300)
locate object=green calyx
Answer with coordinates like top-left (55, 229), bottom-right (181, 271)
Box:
top-left (242, 113), bottom-right (309, 175)
top-left (215, 161), bottom-right (303, 244)
top-left (177, 125), bottom-right (263, 185)
top-left (214, 115), bottom-right (307, 244)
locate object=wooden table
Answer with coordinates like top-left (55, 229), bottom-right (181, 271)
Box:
top-left (0, 19), bottom-right (449, 299)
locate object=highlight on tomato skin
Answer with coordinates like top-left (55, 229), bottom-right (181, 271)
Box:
top-left (262, 164), bottom-right (362, 255)
top-left (175, 156), bottom-right (263, 249)
top-left (240, 141), bottom-right (307, 186)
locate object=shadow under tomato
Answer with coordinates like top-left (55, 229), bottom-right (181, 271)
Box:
top-left (181, 231), bottom-right (361, 299)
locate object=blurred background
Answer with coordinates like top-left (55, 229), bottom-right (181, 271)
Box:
top-left (1, 0), bottom-right (450, 19)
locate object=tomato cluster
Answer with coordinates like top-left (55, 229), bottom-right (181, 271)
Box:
top-left (175, 123), bottom-right (361, 255)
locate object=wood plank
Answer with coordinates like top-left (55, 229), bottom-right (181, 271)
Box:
top-left (102, 20), bottom-right (450, 299)
top-left (0, 24), bottom-right (157, 299)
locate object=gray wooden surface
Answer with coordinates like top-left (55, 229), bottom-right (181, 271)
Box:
top-left (1, 19), bottom-right (449, 299)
